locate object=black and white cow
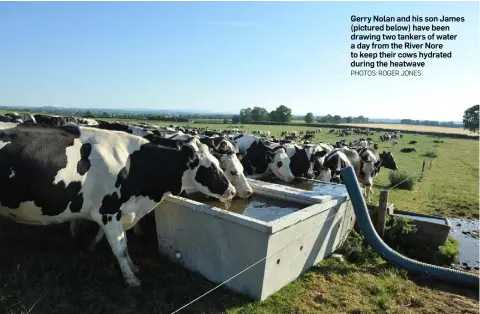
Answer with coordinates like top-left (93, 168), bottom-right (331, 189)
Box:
top-left (355, 147), bottom-right (398, 201)
top-left (96, 120), bottom-right (153, 138)
top-left (401, 148), bottom-right (416, 153)
top-left (33, 114), bottom-right (78, 127)
top-left (266, 142), bottom-right (320, 179)
top-left (310, 142), bottom-right (334, 177)
top-left (199, 136), bottom-right (252, 198)
top-left (148, 133), bottom-right (254, 198)
top-left (316, 147), bottom-right (361, 185)
top-left (233, 134), bottom-right (295, 182)
top-left (0, 122), bottom-right (235, 287)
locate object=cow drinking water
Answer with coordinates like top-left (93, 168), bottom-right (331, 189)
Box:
top-left (233, 134), bottom-right (295, 182)
top-left (0, 122), bottom-right (236, 287)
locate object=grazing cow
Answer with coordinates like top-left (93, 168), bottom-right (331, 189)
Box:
top-left (301, 134), bottom-right (314, 142)
top-left (0, 122), bottom-right (235, 287)
top-left (409, 141), bottom-right (417, 144)
top-left (401, 148), bottom-right (416, 153)
top-left (233, 134), bottom-right (294, 182)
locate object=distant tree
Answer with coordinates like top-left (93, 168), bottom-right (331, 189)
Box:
top-left (251, 106), bottom-right (269, 121)
top-left (232, 115), bottom-right (241, 124)
top-left (239, 108), bottom-right (253, 123)
top-left (223, 118), bottom-right (229, 124)
top-left (274, 105), bottom-right (292, 123)
top-left (269, 110), bottom-right (277, 122)
top-left (83, 110), bottom-right (94, 118)
top-left (305, 112), bottom-right (314, 123)
top-left (333, 115), bottom-right (342, 124)
top-left (463, 104), bottom-right (479, 133)
top-left (345, 116), bottom-right (353, 123)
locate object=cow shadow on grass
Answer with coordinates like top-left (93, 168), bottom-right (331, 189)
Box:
top-left (0, 215), bottom-right (251, 314)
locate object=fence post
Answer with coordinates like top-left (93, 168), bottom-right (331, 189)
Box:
top-left (376, 190), bottom-right (389, 238)
top-left (421, 160), bottom-right (426, 179)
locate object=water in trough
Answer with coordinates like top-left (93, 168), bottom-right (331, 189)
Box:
top-left (183, 192), bottom-right (306, 222)
top-left (262, 177), bottom-right (346, 193)
top-left (448, 218), bottom-right (479, 271)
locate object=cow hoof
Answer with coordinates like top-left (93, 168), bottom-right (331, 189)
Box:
top-left (126, 276), bottom-right (141, 287)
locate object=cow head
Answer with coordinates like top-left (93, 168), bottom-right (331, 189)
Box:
top-left (311, 149), bottom-right (329, 179)
top-left (359, 150), bottom-right (377, 187)
top-left (211, 140), bottom-right (253, 199)
top-left (181, 142), bottom-right (236, 202)
top-left (379, 151), bottom-right (398, 171)
top-left (264, 144), bottom-right (294, 182)
top-left (298, 145), bottom-right (316, 179)
top-left (317, 150), bottom-right (349, 184)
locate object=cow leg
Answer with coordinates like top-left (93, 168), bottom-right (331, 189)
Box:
top-left (89, 227), bottom-right (105, 252)
top-left (89, 226), bottom-right (140, 273)
top-left (70, 220), bottom-right (77, 237)
top-left (133, 223), bottom-right (144, 236)
top-left (92, 214), bottom-right (140, 286)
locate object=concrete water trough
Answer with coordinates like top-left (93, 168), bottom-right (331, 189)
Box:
top-left (392, 209), bottom-right (451, 247)
top-left (153, 177), bottom-right (355, 300)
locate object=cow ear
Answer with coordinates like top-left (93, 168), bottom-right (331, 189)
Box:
top-left (237, 150), bottom-right (247, 161)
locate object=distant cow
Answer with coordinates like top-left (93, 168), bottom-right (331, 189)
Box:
top-left (401, 148), bottom-right (416, 153)
top-left (0, 122), bottom-right (235, 287)
top-left (301, 134), bottom-right (314, 141)
top-left (409, 141), bottom-right (417, 144)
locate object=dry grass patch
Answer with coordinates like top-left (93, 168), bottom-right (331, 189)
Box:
top-left (340, 123), bottom-right (477, 136)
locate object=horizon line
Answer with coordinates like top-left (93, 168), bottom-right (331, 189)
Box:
top-left (0, 104), bottom-right (464, 123)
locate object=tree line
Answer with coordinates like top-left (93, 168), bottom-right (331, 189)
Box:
top-left (1, 104), bottom-right (477, 133)
top-left (399, 119), bottom-right (462, 128)
top-left (230, 106), bottom-right (370, 125)
top-left (232, 105), bottom-right (293, 124)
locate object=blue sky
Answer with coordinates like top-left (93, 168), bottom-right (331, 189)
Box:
top-left (1, 1), bottom-right (478, 121)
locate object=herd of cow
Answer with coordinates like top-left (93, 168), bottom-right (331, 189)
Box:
top-left (0, 112), bottom-right (400, 287)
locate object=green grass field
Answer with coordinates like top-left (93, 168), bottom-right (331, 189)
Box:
top-left (0, 119), bottom-right (478, 313)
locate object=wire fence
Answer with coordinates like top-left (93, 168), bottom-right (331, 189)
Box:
top-left (170, 214), bottom-right (338, 314)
